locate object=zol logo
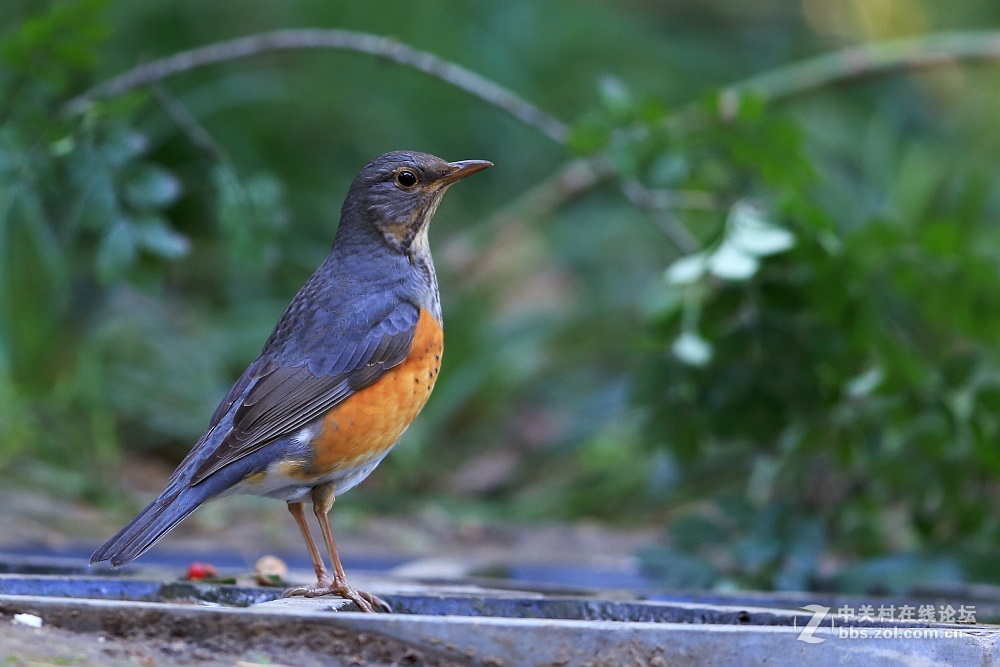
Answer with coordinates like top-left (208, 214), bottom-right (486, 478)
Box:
top-left (795, 604), bottom-right (831, 644)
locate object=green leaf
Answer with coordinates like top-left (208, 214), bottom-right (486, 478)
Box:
top-left (214, 166), bottom-right (286, 273)
top-left (66, 138), bottom-right (119, 231)
top-left (891, 144), bottom-right (941, 223)
top-left (100, 128), bottom-right (148, 168)
top-left (647, 153), bottom-right (689, 187)
top-left (124, 165), bottom-right (181, 211)
top-left (1, 0), bottom-right (112, 87)
top-left (0, 184), bottom-right (67, 385)
top-left (134, 217), bottom-right (190, 259)
top-left (608, 140), bottom-right (640, 179)
top-left (845, 367), bottom-right (883, 398)
top-left (598, 75), bottom-right (632, 117)
top-left (96, 219), bottom-right (136, 284)
top-left (567, 118), bottom-right (611, 154)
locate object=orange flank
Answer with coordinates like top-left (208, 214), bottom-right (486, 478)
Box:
top-left (305, 308), bottom-right (443, 476)
top-left (242, 471), bottom-right (267, 486)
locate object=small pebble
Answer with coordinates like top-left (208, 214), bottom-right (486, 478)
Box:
top-left (255, 554), bottom-right (288, 586)
top-left (13, 613), bottom-right (43, 628)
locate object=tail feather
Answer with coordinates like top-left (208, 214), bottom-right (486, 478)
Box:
top-left (91, 483), bottom-right (213, 567)
top-left (92, 421), bottom-right (274, 567)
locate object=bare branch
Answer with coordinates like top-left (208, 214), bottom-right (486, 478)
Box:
top-left (620, 180), bottom-right (721, 212)
top-left (468, 29), bottom-right (1000, 263)
top-left (69, 29), bottom-right (1000, 265)
top-left (477, 31), bottom-right (1000, 258)
top-left (150, 82), bottom-right (226, 160)
top-left (486, 156), bottom-right (619, 230)
top-left (717, 30), bottom-right (1000, 119)
top-left (64, 28), bottom-right (569, 144)
top-left (446, 157), bottom-right (618, 287)
top-left (621, 181), bottom-right (709, 253)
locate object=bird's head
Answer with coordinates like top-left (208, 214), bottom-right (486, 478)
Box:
top-left (340, 151), bottom-right (492, 255)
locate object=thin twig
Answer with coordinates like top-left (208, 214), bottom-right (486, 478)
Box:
top-left (486, 156), bottom-right (619, 229)
top-left (649, 210), bottom-right (700, 254)
top-left (64, 28), bottom-right (569, 144)
top-left (151, 82), bottom-right (282, 251)
top-left (620, 180), bottom-right (722, 212)
top-left (621, 181), bottom-right (706, 253)
top-left (150, 82), bottom-right (227, 160)
top-left (448, 156), bottom-right (618, 287)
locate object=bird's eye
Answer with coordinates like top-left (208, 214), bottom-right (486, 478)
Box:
top-left (394, 170), bottom-right (418, 188)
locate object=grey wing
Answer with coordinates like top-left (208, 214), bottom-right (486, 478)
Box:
top-left (188, 301), bottom-right (420, 485)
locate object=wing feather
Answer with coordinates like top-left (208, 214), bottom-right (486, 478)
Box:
top-left (189, 301), bottom-right (422, 484)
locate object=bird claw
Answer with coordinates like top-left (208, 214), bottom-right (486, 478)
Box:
top-left (282, 582), bottom-right (390, 613)
top-left (359, 590), bottom-right (393, 613)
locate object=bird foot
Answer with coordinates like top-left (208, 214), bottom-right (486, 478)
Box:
top-left (282, 581), bottom-right (391, 613)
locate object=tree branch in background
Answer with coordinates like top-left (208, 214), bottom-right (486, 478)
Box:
top-left (66, 29), bottom-right (1000, 261)
top-left (526, 30), bottom-right (1000, 241)
top-left (487, 157), bottom-right (619, 230)
top-left (716, 30), bottom-right (1000, 119)
top-left (150, 82), bottom-right (226, 161)
top-left (620, 181), bottom-right (712, 253)
top-left (64, 28), bottom-right (570, 145)
top-left (447, 157), bottom-right (619, 286)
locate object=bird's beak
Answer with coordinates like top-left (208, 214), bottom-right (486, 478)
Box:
top-left (438, 159), bottom-right (493, 186)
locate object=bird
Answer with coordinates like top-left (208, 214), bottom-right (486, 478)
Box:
top-left (91, 150), bottom-right (492, 613)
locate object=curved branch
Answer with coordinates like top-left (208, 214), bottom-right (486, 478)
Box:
top-left (64, 28), bottom-right (569, 144)
top-left (487, 156), bottom-right (619, 229)
top-left (716, 30), bottom-right (1000, 119)
top-left (488, 30), bottom-right (1000, 254)
top-left (66, 29), bottom-right (1000, 253)
top-left (549, 30), bottom-right (1000, 216)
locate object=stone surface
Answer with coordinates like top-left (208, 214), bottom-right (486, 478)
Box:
top-left (1, 572), bottom-right (998, 666)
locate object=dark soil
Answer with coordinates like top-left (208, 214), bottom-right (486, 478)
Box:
top-left (1, 608), bottom-right (470, 667)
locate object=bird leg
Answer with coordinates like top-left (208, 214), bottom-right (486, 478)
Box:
top-left (282, 482), bottom-right (390, 613)
top-left (282, 501), bottom-right (333, 591)
top-left (312, 482), bottom-right (392, 613)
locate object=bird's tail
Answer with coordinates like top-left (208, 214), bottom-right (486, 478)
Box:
top-left (90, 478), bottom-right (218, 568)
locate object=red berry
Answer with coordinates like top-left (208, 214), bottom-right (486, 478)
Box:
top-left (186, 562), bottom-right (217, 580)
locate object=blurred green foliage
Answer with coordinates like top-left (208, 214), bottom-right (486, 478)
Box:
top-left (4, 0), bottom-right (1000, 594)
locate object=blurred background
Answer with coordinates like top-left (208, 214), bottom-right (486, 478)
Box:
top-left (4, 0), bottom-right (1000, 594)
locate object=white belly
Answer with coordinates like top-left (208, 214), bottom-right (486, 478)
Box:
top-left (220, 445), bottom-right (394, 502)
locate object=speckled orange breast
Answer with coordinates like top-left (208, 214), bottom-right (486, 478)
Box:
top-left (304, 308), bottom-right (443, 477)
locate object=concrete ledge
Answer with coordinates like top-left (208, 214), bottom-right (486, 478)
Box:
top-left (2, 588), bottom-right (998, 666)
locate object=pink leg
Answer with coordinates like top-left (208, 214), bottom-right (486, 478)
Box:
top-left (282, 501), bottom-right (332, 594)
top-left (282, 483), bottom-right (390, 613)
